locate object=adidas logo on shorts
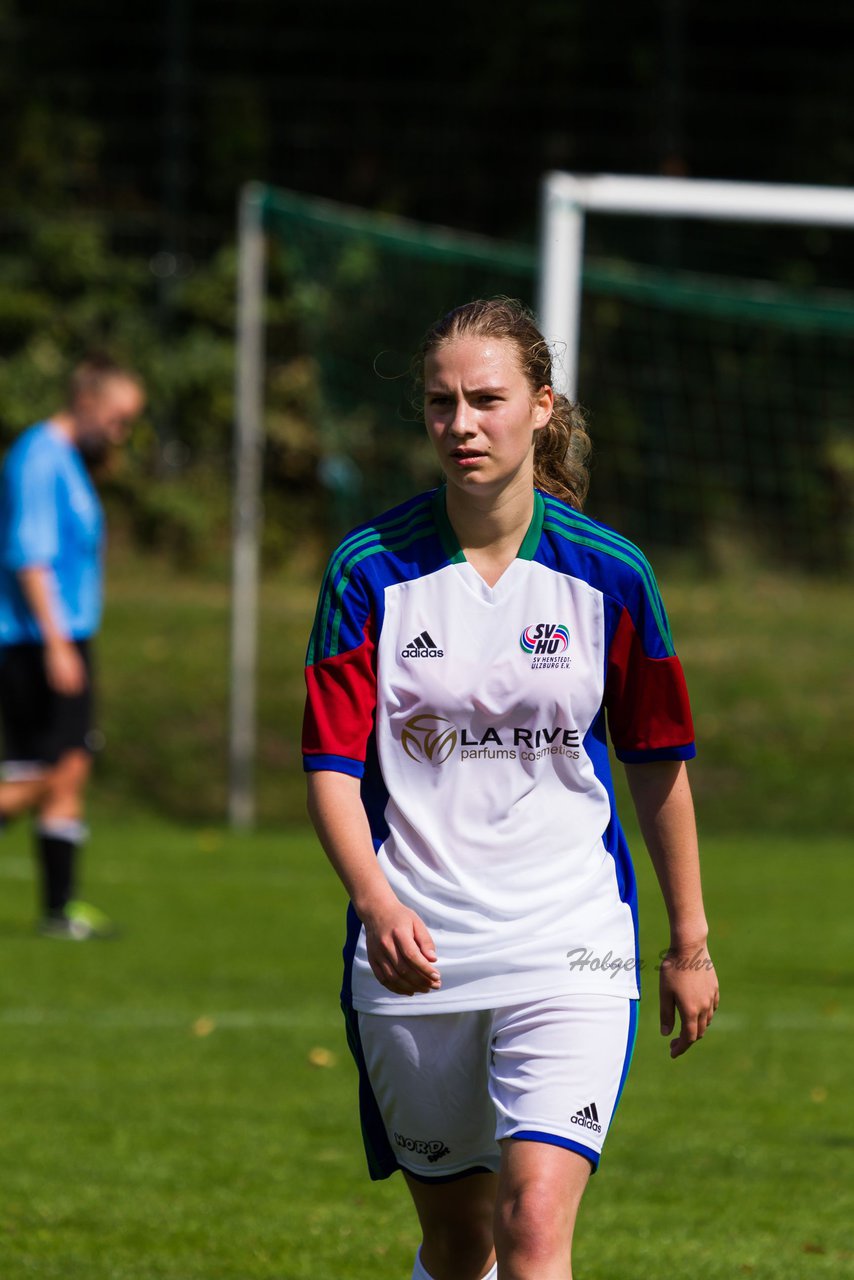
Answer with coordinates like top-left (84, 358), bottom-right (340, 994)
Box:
top-left (401, 629), bottom-right (444, 658)
top-left (570, 1102), bottom-right (602, 1133)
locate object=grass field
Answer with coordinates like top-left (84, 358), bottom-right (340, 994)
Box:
top-left (0, 814), bottom-right (852, 1279)
top-left (1, 543), bottom-right (851, 1276)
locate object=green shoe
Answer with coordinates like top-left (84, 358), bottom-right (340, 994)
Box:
top-left (39, 901), bottom-right (117, 941)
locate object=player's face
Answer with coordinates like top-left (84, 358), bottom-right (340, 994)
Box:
top-left (423, 336), bottom-right (553, 498)
top-left (76, 378), bottom-right (145, 450)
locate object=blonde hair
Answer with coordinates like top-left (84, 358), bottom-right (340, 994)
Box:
top-left (418, 297), bottom-right (591, 509)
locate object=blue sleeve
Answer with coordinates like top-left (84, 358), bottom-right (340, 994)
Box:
top-left (1, 441), bottom-right (60, 570)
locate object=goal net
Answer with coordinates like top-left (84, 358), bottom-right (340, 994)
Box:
top-left (538, 173), bottom-right (854, 572)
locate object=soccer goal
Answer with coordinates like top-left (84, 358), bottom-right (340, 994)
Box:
top-left (538, 172), bottom-right (854, 396)
top-left (536, 172), bottom-right (854, 568)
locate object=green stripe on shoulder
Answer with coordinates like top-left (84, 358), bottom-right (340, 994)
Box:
top-left (327, 516), bottom-right (436, 657)
top-left (309, 497), bottom-right (436, 663)
top-left (541, 500), bottom-right (674, 655)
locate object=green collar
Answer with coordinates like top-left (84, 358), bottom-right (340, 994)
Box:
top-left (431, 487), bottom-right (545, 564)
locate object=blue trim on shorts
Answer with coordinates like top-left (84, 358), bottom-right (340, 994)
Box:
top-left (508, 997), bottom-right (639, 1176)
top-left (341, 1003), bottom-right (399, 1181)
top-left (613, 999), bottom-right (640, 1117)
top-left (510, 1130), bottom-right (601, 1170)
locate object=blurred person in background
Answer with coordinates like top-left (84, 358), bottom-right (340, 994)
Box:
top-left (0, 355), bottom-right (145, 939)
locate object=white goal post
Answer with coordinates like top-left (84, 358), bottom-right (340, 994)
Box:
top-left (229, 183), bottom-right (266, 828)
top-left (537, 172), bottom-right (854, 397)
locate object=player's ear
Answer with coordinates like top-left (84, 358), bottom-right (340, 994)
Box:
top-left (532, 384), bottom-right (554, 432)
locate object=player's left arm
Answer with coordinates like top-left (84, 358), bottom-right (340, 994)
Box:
top-left (624, 760), bottom-right (720, 1058)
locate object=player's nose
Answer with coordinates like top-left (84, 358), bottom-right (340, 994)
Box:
top-left (448, 401), bottom-right (476, 437)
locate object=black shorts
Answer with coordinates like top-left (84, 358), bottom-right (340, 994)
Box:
top-left (0, 640), bottom-right (95, 773)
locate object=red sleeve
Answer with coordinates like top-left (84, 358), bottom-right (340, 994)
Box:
top-left (605, 606), bottom-right (695, 762)
top-left (302, 614), bottom-right (377, 777)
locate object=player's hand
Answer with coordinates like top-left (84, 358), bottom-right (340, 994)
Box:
top-left (362, 901), bottom-right (442, 997)
top-left (659, 942), bottom-right (719, 1058)
top-left (44, 638), bottom-right (87, 696)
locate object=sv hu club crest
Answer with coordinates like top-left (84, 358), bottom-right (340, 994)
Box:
top-left (520, 623), bottom-right (570, 655)
top-left (401, 714), bottom-right (458, 764)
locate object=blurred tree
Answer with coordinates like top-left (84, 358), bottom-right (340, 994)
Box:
top-left (0, 0), bottom-right (851, 569)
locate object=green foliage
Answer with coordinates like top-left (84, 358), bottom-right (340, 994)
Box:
top-left (104, 476), bottom-right (230, 570)
top-left (0, 100), bottom-right (101, 207)
top-left (0, 102), bottom-right (331, 566)
top-left (0, 216), bottom-right (330, 568)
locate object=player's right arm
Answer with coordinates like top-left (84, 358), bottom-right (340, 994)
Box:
top-left (17, 566), bottom-right (87, 694)
top-left (303, 543), bottom-right (438, 997)
top-left (306, 770), bottom-right (440, 996)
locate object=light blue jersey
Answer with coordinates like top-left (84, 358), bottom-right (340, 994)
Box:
top-left (0, 422), bottom-right (104, 644)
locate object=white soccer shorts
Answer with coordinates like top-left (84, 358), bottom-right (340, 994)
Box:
top-left (354, 993), bottom-right (638, 1179)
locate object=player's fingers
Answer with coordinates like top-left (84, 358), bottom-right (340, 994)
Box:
top-left (369, 954), bottom-right (422, 996)
top-left (703, 991), bottom-right (720, 1028)
top-left (670, 1011), bottom-right (700, 1058)
top-left (396, 962), bottom-right (439, 991)
top-left (395, 932), bottom-right (440, 983)
top-left (47, 667), bottom-right (71, 694)
top-left (70, 660), bottom-right (88, 694)
top-left (369, 943), bottom-right (433, 994)
top-left (50, 661), bottom-right (86, 696)
top-left (411, 915), bottom-right (438, 963)
top-left (659, 986), bottom-right (675, 1036)
top-left (391, 958), bottom-right (438, 993)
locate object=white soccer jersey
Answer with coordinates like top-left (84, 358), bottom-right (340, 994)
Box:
top-left (303, 488), bottom-right (695, 1014)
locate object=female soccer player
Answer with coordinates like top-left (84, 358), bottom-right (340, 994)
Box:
top-left (303, 298), bottom-right (719, 1280)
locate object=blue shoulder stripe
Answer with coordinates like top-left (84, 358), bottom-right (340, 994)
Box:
top-left (312, 496), bottom-right (434, 627)
top-left (541, 497), bottom-right (674, 655)
top-left (308, 496), bottom-right (436, 663)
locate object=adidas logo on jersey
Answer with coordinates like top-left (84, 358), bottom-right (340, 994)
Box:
top-left (570, 1102), bottom-right (602, 1133)
top-left (401, 629), bottom-right (444, 658)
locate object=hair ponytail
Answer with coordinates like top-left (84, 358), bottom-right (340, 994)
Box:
top-left (534, 393), bottom-right (591, 510)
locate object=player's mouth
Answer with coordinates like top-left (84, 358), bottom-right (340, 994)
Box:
top-left (450, 448), bottom-right (487, 467)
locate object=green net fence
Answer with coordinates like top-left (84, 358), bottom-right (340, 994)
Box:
top-left (579, 261), bottom-right (854, 569)
top-left (261, 186), bottom-right (854, 570)
top-left (261, 187), bottom-right (537, 541)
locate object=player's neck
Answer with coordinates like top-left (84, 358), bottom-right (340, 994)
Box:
top-left (47, 411), bottom-right (77, 443)
top-left (445, 476), bottom-right (535, 587)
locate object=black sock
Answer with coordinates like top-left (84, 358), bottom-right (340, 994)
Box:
top-left (36, 832), bottom-right (80, 917)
